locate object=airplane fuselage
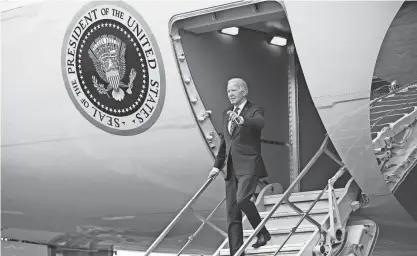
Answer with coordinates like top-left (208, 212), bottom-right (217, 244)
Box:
top-left (2, 0), bottom-right (417, 255)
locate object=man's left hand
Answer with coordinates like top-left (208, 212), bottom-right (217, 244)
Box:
top-left (235, 116), bottom-right (244, 125)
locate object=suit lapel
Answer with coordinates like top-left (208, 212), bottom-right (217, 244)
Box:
top-left (231, 101), bottom-right (251, 139)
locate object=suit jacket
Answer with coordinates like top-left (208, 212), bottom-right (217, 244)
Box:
top-left (214, 101), bottom-right (268, 180)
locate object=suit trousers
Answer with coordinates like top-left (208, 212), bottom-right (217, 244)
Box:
top-left (226, 156), bottom-right (268, 256)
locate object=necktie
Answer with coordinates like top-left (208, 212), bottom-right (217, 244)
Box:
top-left (229, 107), bottom-right (240, 135)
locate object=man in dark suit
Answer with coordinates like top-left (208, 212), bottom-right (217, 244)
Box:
top-left (209, 78), bottom-right (271, 255)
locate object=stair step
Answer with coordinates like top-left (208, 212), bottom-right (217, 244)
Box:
top-left (264, 200), bottom-right (329, 213)
top-left (220, 244), bottom-right (303, 255)
top-left (255, 212), bottom-right (327, 230)
top-left (242, 227), bottom-right (315, 245)
top-left (259, 207), bottom-right (328, 218)
top-left (243, 226), bottom-right (316, 236)
top-left (264, 189), bottom-right (345, 206)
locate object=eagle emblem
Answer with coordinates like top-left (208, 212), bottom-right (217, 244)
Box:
top-left (88, 34), bottom-right (137, 101)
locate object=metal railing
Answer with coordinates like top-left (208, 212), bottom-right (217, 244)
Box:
top-left (144, 138), bottom-right (287, 255)
top-left (232, 135), bottom-right (347, 256)
top-left (144, 134), bottom-right (344, 256)
top-left (143, 172), bottom-right (226, 256)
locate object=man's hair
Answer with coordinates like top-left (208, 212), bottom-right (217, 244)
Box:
top-left (228, 78), bottom-right (248, 95)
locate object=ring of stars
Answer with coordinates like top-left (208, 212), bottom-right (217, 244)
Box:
top-left (76, 21), bottom-right (149, 115)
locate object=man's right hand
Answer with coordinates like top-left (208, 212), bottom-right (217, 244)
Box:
top-left (208, 167), bottom-right (220, 179)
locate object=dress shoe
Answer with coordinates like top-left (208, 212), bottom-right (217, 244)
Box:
top-left (251, 231), bottom-right (271, 248)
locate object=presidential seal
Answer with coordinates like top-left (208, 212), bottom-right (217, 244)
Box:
top-left (62, 1), bottom-right (165, 135)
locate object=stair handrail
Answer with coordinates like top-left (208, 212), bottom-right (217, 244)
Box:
top-left (145, 136), bottom-right (289, 255)
top-left (143, 173), bottom-right (222, 256)
top-left (232, 135), bottom-right (330, 256)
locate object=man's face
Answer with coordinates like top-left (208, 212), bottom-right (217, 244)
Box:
top-left (227, 82), bottom-right (246, 106)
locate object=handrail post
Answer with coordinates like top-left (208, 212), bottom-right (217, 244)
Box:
top-left (327, 172), bottom-right (344, 243)
top-left (144, 177), bottom-right (215, 256)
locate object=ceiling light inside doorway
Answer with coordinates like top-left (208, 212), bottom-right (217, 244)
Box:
top-left (270, 36), bottom-right (287, 46)
top-left (220, 27), bottom-right (239, 35)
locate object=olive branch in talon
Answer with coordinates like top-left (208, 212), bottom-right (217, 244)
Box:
top-left (126, 69), bottom-right (137, 94)
top-left (92, 76), bottom-right (110, 98)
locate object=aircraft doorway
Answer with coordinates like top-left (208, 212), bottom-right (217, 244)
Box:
top-left (170, 1), bottom-right (349, 192)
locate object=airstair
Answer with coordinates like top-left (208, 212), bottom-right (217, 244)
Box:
top-left (217, 181), bottom-right (377, 256)
top-left (144, 136), bottom-right (379, 256)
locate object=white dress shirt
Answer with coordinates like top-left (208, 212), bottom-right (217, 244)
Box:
top-left (228, 99), bottom-right (247, 134)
